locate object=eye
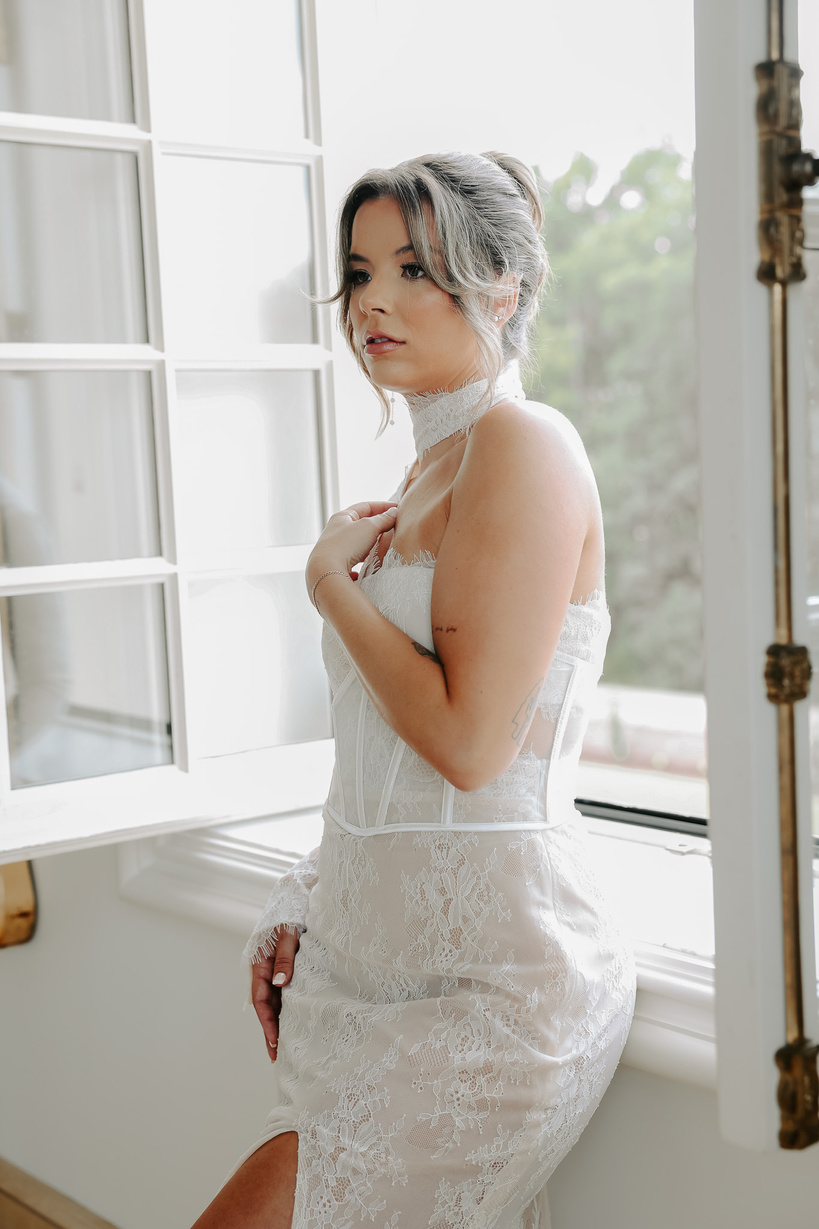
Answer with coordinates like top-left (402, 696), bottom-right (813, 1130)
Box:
top-left (348, 269), bottom-right (369, 287)
top-left (401, 262), bottom-right (427, 281)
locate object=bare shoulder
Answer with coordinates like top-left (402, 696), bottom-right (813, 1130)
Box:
top-left (460, 397), bottom-right (596, 496)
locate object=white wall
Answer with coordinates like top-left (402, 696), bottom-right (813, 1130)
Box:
top-left (2, 848), bottom-right (819, 1229)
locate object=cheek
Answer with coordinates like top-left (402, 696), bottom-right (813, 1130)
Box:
top-left (407, 286), bottom-right (459, 335)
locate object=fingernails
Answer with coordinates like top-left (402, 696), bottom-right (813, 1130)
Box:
top-left (384, 506), bottom-right (398, 516)
top-left (272, 972), bottom-right (287, 986)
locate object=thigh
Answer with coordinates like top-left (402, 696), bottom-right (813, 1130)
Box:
top-left (190, 1131), bottom-right (298, 1229)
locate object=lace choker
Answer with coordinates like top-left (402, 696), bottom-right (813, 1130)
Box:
top-left (403, 364), bottom-right (527, 459)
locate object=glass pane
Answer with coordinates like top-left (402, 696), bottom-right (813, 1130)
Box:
top-left (161, 156), bottom-right (314, 347)
top-left (2, 584), bottom-right (172, 788)
top-left (0, 371), bottom-right (160, 566)
top-left (524, 20), bottom-right (703, 818)
top-left (175, 370), bottom-right (322, 553)
top-left (338, 0), bottom-right (702, 820)
top-left (531, 149), bottom-right (705, 817)
top-left (187, 571), bottom-right (330, 756)
top-left (0, 142), bottom-right (147, 343)
top-left (0, 0), bottom-right (134, 122)
top-left (146, 0), bottom-right (305, 145)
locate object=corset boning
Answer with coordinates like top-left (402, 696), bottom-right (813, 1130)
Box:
top-left (320, 548), bottom-right (611, 835)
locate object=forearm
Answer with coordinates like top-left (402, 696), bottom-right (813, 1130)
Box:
top-left (314, 571), bottom-right (478, 785)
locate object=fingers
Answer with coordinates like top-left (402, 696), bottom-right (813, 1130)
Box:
top-left (339, 502), bottom-right (398, 521)
top-left (251, 961), bottom-right (280, 1061)
top-left (270, 927), bottom-right (301, 989)
top-left (250, 928), bottom-right (302, 1062)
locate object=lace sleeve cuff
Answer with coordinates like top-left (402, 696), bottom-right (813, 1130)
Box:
top-left (242, 845), bottom-right (321, 964)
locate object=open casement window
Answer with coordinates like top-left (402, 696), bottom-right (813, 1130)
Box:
top-left (697, 0), bottom-right (819, 1150)
top-left (0, 0), bottom-right (338, 860)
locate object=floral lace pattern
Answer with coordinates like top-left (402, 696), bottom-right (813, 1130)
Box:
top-left (403, 365), bottom-right (527, 459)
top-left (238, 818), bottom-right (636, 1227)
top-left (236, 521), bottom-right (635, 1226)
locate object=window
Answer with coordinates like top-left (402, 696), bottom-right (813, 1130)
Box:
top-left (0, 0), bottom-right (336, 858)
top-left (322, 0), bottom-right (705, 828)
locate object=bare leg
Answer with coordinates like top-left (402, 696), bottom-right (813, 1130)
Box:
top-left (191, 1131), bottom-right (298, 1229)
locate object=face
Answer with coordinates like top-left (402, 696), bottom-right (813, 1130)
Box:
top-left (348, 196), bottom-right (484, 396)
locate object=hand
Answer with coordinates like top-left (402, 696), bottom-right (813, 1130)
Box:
top-left (359, 525), bottom-right (395, 578)
top-left (307, 502), bottom-right (399, 595)
top-left (250, 926), bottom-right (302, 1062)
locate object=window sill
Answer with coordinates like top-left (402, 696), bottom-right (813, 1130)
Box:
top-left (118, 807), bottom-right (718, 1088)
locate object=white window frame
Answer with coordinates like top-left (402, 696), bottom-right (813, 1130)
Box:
top-left (0, 0), bottom-right (340, 861)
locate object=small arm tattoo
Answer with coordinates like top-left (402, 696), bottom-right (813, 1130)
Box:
top-left (511, 677), bottom-right (545, 747)
top-left (432, 625), bottom-right (458, 633)
top-left (412, 640), bottom-right (441, 664)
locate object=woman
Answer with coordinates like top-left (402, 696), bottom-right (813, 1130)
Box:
top-left (193, 152), bottom-right (636, 1229)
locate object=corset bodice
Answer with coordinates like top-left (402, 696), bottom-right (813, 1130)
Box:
top-left (320, 545), bottom-right (610, 835)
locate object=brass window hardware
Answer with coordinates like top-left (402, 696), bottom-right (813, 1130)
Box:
top-left (756, 0), bottom-right (819, 1150)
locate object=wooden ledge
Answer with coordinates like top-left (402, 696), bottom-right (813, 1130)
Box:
top-left (0, 1156), bottom-right (119, 1229)
top-left (0, 862), bottom-right (36, 947)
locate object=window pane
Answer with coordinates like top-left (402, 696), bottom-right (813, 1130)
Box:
top-left (527, 123), bottom-right (705, 818)
top-left (337, 0), bottom-right (702, 821)
top-left (187, 571), bottom-right (330, 756)
top-left (0, 0), bottom-right (134, 122)
top-left (175, 370), bottom-right (322, 553)
top-left (2, 584), bottom-right (172, 788)
top-left (0, 142), bottom-right (147, 343)
top-left (146, 0), bottom-right (305, 145)
top-left (0, 371), bottom-right (160, 566)
top-left (160, 156), bottom-right (314, 347)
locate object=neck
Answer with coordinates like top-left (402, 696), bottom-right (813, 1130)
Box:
top-left (402, 363), bottom-right (526, 460)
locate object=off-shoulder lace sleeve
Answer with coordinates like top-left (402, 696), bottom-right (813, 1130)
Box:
top-left (243, 845), bottom-right (321, 964)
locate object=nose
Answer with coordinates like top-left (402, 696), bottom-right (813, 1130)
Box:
top-left (357, 272), bottom-right (392, 317)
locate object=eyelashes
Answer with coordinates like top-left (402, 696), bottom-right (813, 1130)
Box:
top-left (347, 262), bottom-right (428, 288)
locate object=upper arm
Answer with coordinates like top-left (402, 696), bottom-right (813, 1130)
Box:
top-left (431, 404), bottom-right (593, 787)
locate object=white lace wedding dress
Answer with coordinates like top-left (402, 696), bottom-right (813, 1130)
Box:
top-left (239, 371), bottom-right (636, 1228)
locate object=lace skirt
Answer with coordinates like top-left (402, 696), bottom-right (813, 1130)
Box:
top-left (236, 816), bottom-right (636, 1229)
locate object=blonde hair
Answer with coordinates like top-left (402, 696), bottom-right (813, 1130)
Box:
top-left (326, 151), bottom-right (551, 433)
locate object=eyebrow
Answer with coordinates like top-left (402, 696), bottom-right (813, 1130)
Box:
top-left (348, 243), bottom-right (416, 265)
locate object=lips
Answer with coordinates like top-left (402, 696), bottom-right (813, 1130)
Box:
top-left (364, 331), bottom-right (405, 356)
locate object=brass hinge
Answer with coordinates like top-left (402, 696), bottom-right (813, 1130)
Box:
top-left (776, 1040), bottom-right (819, 1149)
top-left (765, 643), bottom-right (812, 703)
top-left (756, 58), bottom-right (819, 286)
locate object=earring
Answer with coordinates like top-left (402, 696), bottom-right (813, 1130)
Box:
top-left (491, 311), bottom-right (501, 322)
top-left (389, 393), bottom-right (395, 426)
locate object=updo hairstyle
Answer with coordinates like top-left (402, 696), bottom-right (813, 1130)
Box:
top-left (329, 151), bottom-right (551, 432)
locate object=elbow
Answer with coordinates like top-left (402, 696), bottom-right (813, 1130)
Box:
top-left (435, 740), bottom-right (517, 794)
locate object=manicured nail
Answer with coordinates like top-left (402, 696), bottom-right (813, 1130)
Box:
top-left (384, 506), bottom-right (398, 516)
top-left (272, 972), bottom-right (287, 986)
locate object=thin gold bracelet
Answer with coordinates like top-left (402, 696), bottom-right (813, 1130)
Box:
top-left (310, 569), bottom-right (349, 611)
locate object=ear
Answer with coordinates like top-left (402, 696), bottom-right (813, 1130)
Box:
top-left (490, 272), bottom-right (520, 325)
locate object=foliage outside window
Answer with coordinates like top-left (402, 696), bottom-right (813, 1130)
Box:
top-left (528, 147), bottom-right (707, 817)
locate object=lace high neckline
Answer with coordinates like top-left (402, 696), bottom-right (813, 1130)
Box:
top-left (403, 363), bottom-right (527, 459)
